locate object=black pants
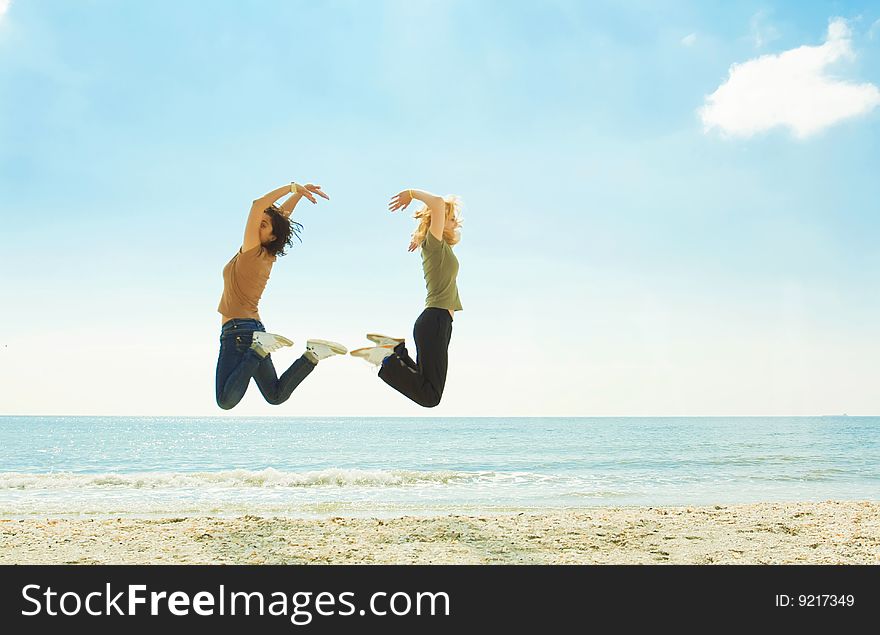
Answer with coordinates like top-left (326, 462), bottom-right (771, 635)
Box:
top-left (378, 308), bottom-right (453, 408)
top-left (215, 318), bottom-right (315, 410)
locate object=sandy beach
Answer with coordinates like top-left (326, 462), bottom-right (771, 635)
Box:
top-left (1, 501), bottom-right (877, 564)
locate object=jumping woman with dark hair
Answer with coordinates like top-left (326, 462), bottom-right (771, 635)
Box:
top-left (215, 182), bottom-right (347, 410)
top-left (350, 188), bottom-right (462, 408)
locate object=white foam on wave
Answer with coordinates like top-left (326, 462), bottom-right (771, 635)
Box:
top-left (0, 468), bottom-right (611, 492)
top-left (0, 468), bottom-right (480, 490)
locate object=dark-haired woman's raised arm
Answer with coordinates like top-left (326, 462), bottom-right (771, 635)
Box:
top-left (243, 182), bottom-right (329, 252)
top-left (279, 183), bottom-right (329, 219)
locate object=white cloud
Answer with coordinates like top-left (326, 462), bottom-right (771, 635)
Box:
top-left (750, 10), bottom-right (780, 49)
top-left (699, 18), bottom-right (880, 139)
top-left (0, 1), bottom-right (10, 19)
top-left (870, 18), bottom-right (880, 39)
top-left (681, 33), bottom-right (697, 47)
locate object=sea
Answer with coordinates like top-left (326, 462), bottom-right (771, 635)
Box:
top-left (1, 416), bottom-right (877, 518)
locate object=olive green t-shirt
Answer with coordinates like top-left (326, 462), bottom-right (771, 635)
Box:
top-left (422, 232), bottom-right (463, 312)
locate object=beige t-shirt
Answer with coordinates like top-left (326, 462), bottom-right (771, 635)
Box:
top-left (422, 232), bottom-right (463, 312)
top-left (217, 245), bottom-right (276, 321)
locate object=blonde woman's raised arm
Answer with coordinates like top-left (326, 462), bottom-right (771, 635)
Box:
top-left (389, 188), bottom-right (445, 241)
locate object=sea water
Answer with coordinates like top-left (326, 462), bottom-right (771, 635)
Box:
top-left (0, 416), bottom-right (877, 518)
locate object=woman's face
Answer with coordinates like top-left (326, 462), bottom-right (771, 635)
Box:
top-left (444, 213), bottom-right (460, 234)
top-left (259, 212), bottom-right (276, 246)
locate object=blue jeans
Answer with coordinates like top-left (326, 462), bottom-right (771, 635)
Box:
top-left (215, 318), bottom-right (315, 410)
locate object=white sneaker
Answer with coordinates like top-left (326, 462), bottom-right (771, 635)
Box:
top-left (306, 339), bottom-right (348, 361)
top-left (366, 333), bottom-right (404, 347)
top-left (251, 331), bottom-right (294, 357)
top-left (350, 345), bottom-right (395, 366)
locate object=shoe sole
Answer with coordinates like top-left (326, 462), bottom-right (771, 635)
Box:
top-left (253, 333), bottom-right (294, 349)
top-left (307, 339), bottom-right (348, 355)
top-left (350, 345), bottom-right (393, 358)
top-left (366, 333), bottom-right (404, 345)
top-left (256, 333), bottom-right (294, 346)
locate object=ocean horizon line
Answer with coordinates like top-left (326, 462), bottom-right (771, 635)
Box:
top-left (0, 414), bottom-right (874, 419)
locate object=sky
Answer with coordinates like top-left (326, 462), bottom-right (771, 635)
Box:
top-left (0, 0), bottom-right (878, 416)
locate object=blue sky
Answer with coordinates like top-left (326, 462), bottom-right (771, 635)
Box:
top-left (1, 0), bottom-right (878, 416)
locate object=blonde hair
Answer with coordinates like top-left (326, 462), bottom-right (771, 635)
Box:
top-left (410, 195), bottom-right (462, 248)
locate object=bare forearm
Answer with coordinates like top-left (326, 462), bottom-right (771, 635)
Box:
top-left (387, 188), bottom-right (443, 228)
top-left (251, 183), bottom-right (294, 212)
top-left (409, 189), bottom-right (444, 207)
top-left (278, 192), bottom-right (303, 217)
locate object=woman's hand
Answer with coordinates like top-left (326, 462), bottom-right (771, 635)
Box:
top-left (294, 183), bottom-right (330, 205)
top-left (389, 190), bottom-right (414, 212)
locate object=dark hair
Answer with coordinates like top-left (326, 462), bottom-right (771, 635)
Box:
top-left (263, 205), bottom-right (302, 257)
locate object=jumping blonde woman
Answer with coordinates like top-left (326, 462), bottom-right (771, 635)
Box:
top-left (351, 188), bottom-right (462, 407)
top-left (215, 182), bottom-right (347, 410)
